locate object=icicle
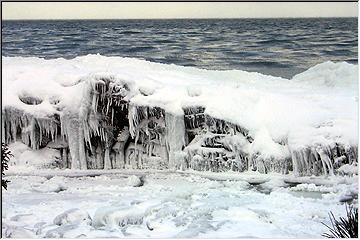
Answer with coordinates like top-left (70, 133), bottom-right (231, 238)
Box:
top-left (78, 123), bottom-right (87, 170)
top-left (128, 104), bottom-right (139, 138)
top-left (165, 112), bottom-right (186, 169)
top-left (317, 147), bottom-right (334, 176)
top-left (104, 147), bottom-right (111, 170)
top-left (111, 108), bottom-right (114, 125)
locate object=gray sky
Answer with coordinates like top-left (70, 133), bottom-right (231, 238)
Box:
top-left (2, 2), bottom-right (358, 20)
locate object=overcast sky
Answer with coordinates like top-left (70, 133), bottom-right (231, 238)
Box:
top-left (2, 2), bottom-right (358, 20)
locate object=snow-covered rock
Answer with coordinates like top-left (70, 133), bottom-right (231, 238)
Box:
top-left (127, 175), bottom-right (142, 187)
top-left (337, 163), bottom-right (358, 175)
top-left (44, 224), bottom-right (78, 238)
top-left (2, 55), bottom-right (358, 176)
top-left (92, 206), bottom-right (145, 228)
top-left (32, 176), bottom-right (68, 193)
top-left (2, 224), bottom-right (36, 238)
top-left (53, 208), bottom-right (91, 226)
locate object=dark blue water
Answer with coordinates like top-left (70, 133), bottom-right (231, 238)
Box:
top-left (2, 18), bottom-right (358, 78)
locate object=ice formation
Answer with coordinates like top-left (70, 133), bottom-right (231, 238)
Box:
top-left (2, 55), bottom-right (358, 176)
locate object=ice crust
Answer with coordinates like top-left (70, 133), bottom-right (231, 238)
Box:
top-left (2, 172), bottom-right (358, 238)
top-left (2, 55), bottom-right (358, 176)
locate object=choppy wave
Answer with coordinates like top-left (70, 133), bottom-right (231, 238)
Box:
top-left (2, 18), bottom-right (358, 78)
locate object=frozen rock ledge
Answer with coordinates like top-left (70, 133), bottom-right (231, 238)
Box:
top-left (2, 55), bottom-right (358, 176)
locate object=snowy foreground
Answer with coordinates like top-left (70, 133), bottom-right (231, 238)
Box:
top-left (2, 170), bottom-right (358, 238)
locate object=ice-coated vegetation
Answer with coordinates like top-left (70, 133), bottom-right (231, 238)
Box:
top-left (2, 55), bottom-right (358, 176)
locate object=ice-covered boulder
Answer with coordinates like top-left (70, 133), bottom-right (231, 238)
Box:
top-left (92, 206), bottom-right (145, 228)
top-left (8, 142), bottom-right (62, 169)
top-left (337, 163), bottom-right (358, 176)
top-left (53, 208), bottom-right (92, 226)
top-left (32, 176), bottom-right (68, 193)
top-left (127, 175), bottom-right (143, 187)
top-left (2, 224), bottom-right (36, 238)
top-left (44, 224), bottom-right (78, 238)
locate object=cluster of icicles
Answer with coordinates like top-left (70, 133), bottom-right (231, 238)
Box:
top-left (2, 76), bottom-right (358, 176)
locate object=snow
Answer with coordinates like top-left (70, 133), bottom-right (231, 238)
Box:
top-left (53, 208), bottom-right (91, 226)
top-left (7, 142), bottom-right (60, 170)
top-left (2, 171), bottom-right (357, 238)
top-left (92, 201), bottom-right (157, 229)
top-left (290, 183), bottom-right (332, 193)
top-left (3, 55), bottom-right (357, 161)
top-left (2, 51), bottom-right (358, 237)
top-left (292, 61), bottom-right (358, 88)
top-left (127, 175), bottom-right (142, 187)
top-left (2, 55), bottom-right (358, 178)
top-left (337, 163), bottom-right (358, 175)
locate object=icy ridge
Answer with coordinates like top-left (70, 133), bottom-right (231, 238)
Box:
top-left (2, 55), bottom-right (358, 176)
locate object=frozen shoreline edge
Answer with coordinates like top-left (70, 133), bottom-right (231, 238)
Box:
top-left (2, 55), bottom-right (358, 176)
top-left (5, 168), bottom-right (358, 187)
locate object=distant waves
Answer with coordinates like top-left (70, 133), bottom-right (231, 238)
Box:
top-left (2, 18), bottom-right (358, 78)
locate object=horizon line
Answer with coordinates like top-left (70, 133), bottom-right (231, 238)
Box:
top-left (2, 16), bottom-right (357, 21)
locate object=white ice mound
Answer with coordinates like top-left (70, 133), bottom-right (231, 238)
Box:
top-left (32, 176), bottom-right (67, 193)
top-left (8, 142), bottom-right (60, 169)
top-left (2, 55), bottom-right (358, 176)
top-left (92, 206), bottom-right (146, 228)
top-left (53, 208), bottom-right (92, 226)
top-left (292, 61), bottom-right (358, 88)
top-left (127, 175), bottom-right (142, 187)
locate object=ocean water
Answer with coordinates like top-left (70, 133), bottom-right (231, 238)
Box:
top-left (2, 18), bottom-right (357, 78)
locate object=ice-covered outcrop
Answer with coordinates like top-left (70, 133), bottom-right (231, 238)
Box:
top-left (53, 208), bottom-right (92, 226)
top-left (2, 55), bottom-right (358, 176)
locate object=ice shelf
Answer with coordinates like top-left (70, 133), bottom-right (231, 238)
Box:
top-left (2, 55), bottom-right (358, 176)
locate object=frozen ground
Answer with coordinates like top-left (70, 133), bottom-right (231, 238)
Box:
top-left (2, 170), bottom-right (358, 238)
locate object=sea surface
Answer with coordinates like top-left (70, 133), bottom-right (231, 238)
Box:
top-left (2, 18), bottom-right (358, 78)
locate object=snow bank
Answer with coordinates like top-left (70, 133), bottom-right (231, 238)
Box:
top-left (7, 142), bottom-right (61, 169)
top-left (2, 55), bottom-right (358, 176)
top-left (292, 61), bottom-right (358, 88)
